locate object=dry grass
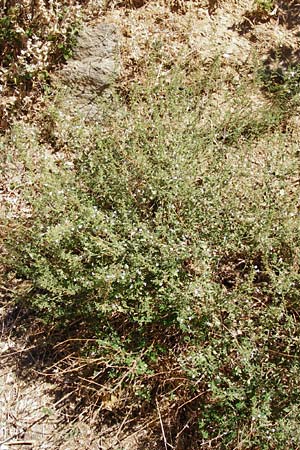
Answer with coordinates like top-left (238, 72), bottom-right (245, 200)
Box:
top-left (0, 301), bottom-right (102, 450)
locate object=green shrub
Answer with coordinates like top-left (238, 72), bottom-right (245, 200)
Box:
top-left (254, 0), bottom-right (275, 14)
top-left (3, 60), bottom-right (300, 448)
top-left (259, 63), bottom-right (300, 102)
top-left (0, 0), bottom-right (82, 128)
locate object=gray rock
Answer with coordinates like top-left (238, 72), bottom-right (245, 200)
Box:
top-left (59, 23), bottom-right (119, 119)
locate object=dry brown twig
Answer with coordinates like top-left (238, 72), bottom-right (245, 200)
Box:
top-left (156, 398), bottom-right (174, 450)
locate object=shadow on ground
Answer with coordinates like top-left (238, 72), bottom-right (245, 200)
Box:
top-left (0, 298), bottom-right (102, 450)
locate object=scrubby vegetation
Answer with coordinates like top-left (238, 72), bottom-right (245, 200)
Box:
top-left (1, 1), bottom-right (300, 449)
top-left (0, 0), bottom-right (82, 128)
